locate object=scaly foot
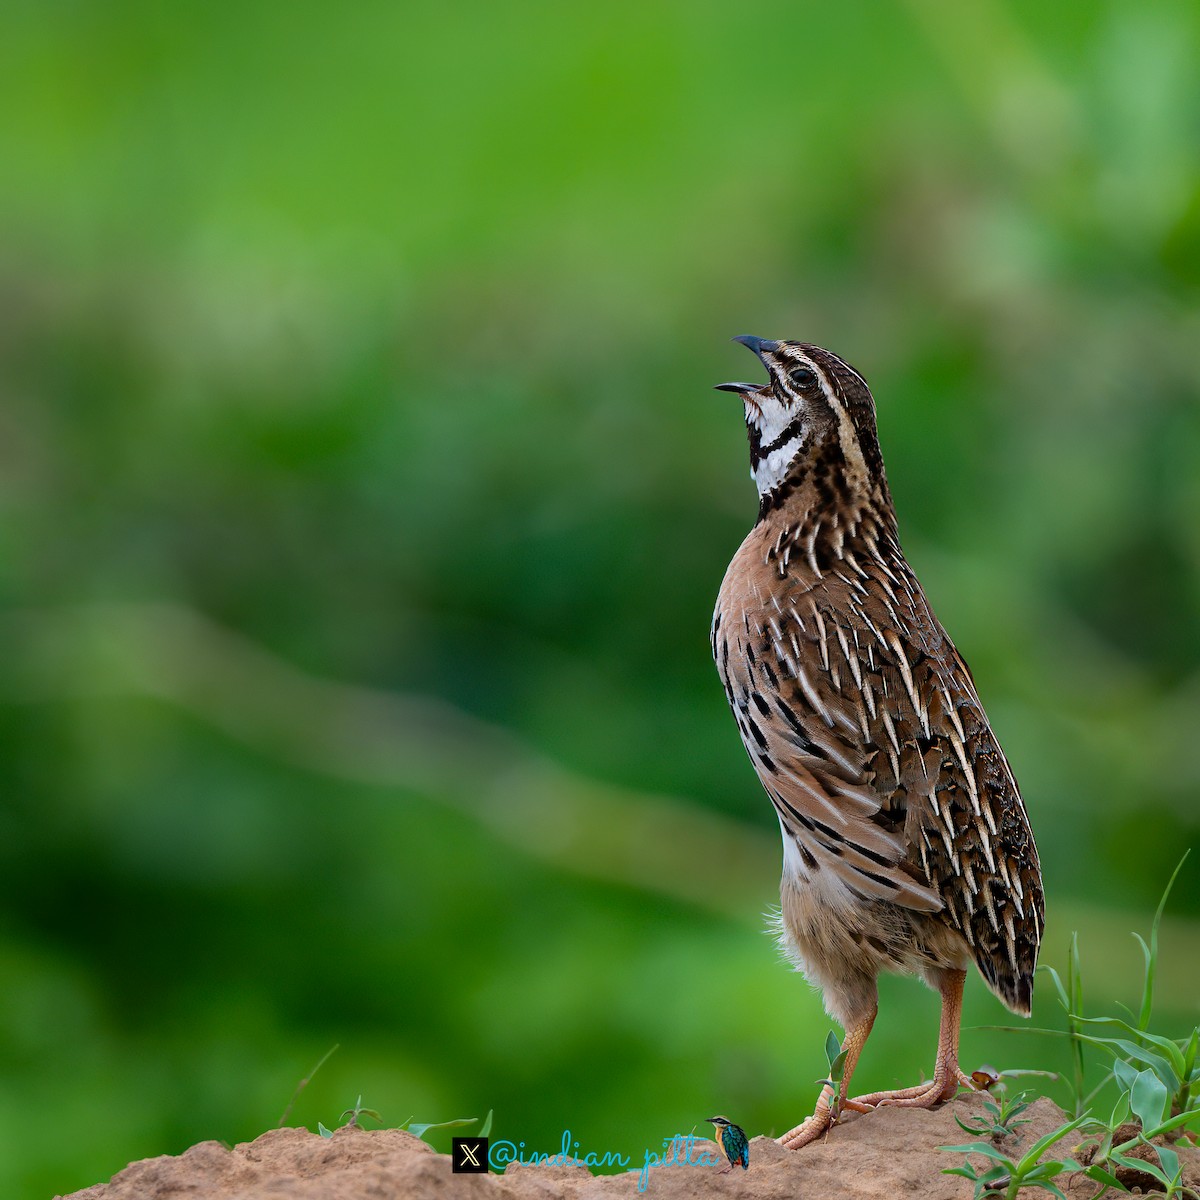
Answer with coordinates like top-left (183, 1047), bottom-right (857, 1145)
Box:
top-left (777, 1084), bottom-right (835, 1149)
top-left (850, 1063), bottom-right (975, 1110)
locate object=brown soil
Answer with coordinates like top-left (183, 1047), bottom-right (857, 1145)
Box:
top-left (57, 1094), bottom-right (1200, 1200)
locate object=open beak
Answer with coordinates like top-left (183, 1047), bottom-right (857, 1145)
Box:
top-left (717, 334), bottom-right (780, 395)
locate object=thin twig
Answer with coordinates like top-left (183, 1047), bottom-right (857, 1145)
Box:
top-left (278, 1044), bottom-right (340, 1128)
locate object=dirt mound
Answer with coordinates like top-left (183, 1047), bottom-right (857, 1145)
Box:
top-left (57, 1094), bottom-right (1200, 1200)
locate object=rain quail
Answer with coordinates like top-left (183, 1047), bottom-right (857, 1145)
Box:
top-left (711, 337), bottom-right (1044, 1149)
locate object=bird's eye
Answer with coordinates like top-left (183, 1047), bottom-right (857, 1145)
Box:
top-left (788, 366), bottom-right (817, 391)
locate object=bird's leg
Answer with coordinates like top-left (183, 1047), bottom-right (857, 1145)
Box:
top-left (778, 1005), bottom-right (876, 1150)
top-left (847, 969), bottom-right (977, 1110)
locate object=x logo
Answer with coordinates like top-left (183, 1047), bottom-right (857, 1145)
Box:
top-left (452, 1137), bottom-right (488, 1173)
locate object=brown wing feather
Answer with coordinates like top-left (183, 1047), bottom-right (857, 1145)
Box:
top-left (714, 531), bottom-right (1044, 1013)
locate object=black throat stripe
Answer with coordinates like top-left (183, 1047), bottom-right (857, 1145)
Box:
top-left (750, 414), bottom-right (805, 466)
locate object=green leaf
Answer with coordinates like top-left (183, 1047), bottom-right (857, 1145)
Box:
top-left (827, 1050), bottom-right (848, 1083)
top-left (1015, 1113), bottom-right (1089, 1173)
top-left (1026, 1157), bottom-right (1071, 1178)
top-left (1129, 1068), bottom-right (1170, 1131)
top-left (941, 1165), bottom-right (980, 1181)
top-left (1133, 931), bottom-right (1154, 1032)
top-left (1140, 1104), bottom-right (1200, 1139)
top-left (1113, 1058), bottom-right (1138, 1092)
top-left (1155, 1143), bottom-right (1180, 1182)
top-left (318, 1122), bottom-right (334, 1138)
top-left (478, 1109), bottom-right (493, 1138)
top-left (939, 1141), bottom-right (1014, 1163)
top-left (1184, 1028), bottom-right (1199, 1076)
top-left (820, 1034), bottom-right (849, 1085)
top-left (407, 1117), bottom-right (477, 1140)
top-left (1072, 1028), bottom-right (1180, 1088)
top-left (340, 1103), bottom-right (383, 1125)
top-left (1109, 1149), bottom-right (1169, 1184)
top-left (973, 1164), bottom-right (1012, 1191)
top-left (1082, 1164), bottom-right (1125, 1190)
top-left (1120, 1027), bottom-right (1188, 1080)
top-left (824, 1030), bottom-right (840, 1067)
top-left (1141, 1035), bottom-right (1188, 1080)
top-left (1019, 1182), bottom-right (1067, 1200)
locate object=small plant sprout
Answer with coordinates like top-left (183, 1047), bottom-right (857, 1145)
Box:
top-left (317, 1095), bottom-right (383, 1138)
top-left (941, 1112), bottom-right (1088, 1200)
top-left (821, 1030), bottom-right (849, 1088)
top-left (819, 1030), bottom-right (849, 1115)
top-left (953, 1091), bottom-right (1036, 1143)
top-left (340, 1096), bottom-right (384, 1129)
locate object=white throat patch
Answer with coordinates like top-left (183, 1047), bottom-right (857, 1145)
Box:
top-left (745, 390), bottom-right (805, 498)
top-left (753, 437), bottom-right (803, 494)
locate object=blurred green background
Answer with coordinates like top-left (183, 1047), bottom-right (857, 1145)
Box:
top-left (2, 1), bottom-right (1200, 1196)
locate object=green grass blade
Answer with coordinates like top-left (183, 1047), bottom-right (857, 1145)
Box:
top-left (1139, 851), bottom-right (1190, 1031)
top-left (1066, 932), bottom-right (1085, 1113)
top-left (1016, 1113), bottom-right (1089, 1172)
top-left (1073, 1017), bottom-right (1188, 1076)
top-left (1181, 1030), bottom-right (1200, 1112)
top-left (407, 1116), bottom-right (478, 1139)
top-left (1040, 964), bottom-right (1070, 1012)
top-left (278, 1043), bottom-right (341, 1128)
top-left (1069, 1023), bottom-right (1183, 1086)
top-left (938, 1141), bottom-right (1013, 1163)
